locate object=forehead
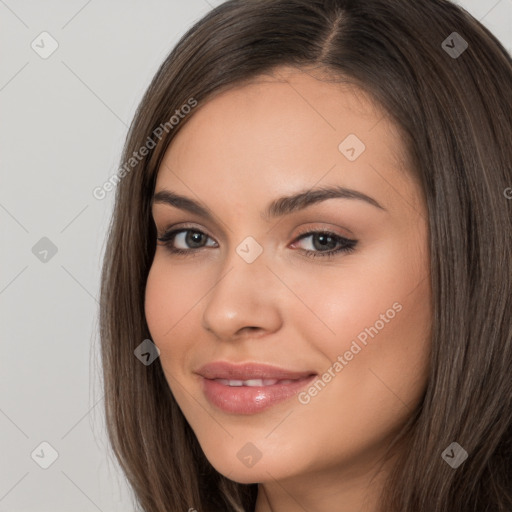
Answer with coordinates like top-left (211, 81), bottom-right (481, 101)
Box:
top-left (155, 67), bottom-right (414, 214)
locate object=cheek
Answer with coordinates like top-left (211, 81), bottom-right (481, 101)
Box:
top-left (144, 262), bottom-right (194, 398)
top-left (144, 256), bottom-right (219, 396)
top-left (290, 238), bottom-right (429, 349)
top-left (144, 267), bottom-right (169, 341)
top-left (144, 257), bottom-right (200, 341)
top-left (283, 257), bottom-right (430, 466)
top-left (289, 238), bottom-right (431, 404)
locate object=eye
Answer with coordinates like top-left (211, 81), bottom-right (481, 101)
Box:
top-left (291, 230), bottom-right (357, 260)
top-left (156, 226), bottom-right (358, 260)
top-left (156, 227), bottom-right (217, 255)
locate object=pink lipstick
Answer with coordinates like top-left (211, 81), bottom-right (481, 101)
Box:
top-left (196, 361), bottom-right (317, 414)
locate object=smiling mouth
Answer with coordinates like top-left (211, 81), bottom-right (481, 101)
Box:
top-left (213, 378), bottom-right (303, 386)
top-left (195, 361), bottom-right (318, 414)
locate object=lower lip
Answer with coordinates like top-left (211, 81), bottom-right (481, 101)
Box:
top-left (200, 375), bottom-right (317, 414)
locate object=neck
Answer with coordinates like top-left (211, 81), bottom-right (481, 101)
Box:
top-left (253, 451), bottom-right (397, 512)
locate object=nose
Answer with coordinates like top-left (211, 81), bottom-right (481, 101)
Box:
top-left (201, 247), bottom-right (283, 341)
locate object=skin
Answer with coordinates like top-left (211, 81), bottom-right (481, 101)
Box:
top-left (145, 65), bottom-right (432, 512)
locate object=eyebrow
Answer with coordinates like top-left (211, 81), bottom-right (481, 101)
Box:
top-left (152, 185), bottom-right (386, 221)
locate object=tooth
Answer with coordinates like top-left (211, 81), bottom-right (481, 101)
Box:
top-left (244, 379), bottom-right (264, 386)
top-left (214, 378), bottom-right (293, 387)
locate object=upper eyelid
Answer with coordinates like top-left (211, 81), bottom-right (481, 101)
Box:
top-left (156, 222), bottom-right (349, 234)
top-left (153, 202), bottom-right (359, 236)
top-left (157, 222), bottom-right (215, 239)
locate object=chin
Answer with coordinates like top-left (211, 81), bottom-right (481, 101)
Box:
top-left (200, 442), bottom-right (303, 484)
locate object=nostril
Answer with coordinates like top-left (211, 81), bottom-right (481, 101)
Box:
top-left (237, 326), bottom-right (262, 336)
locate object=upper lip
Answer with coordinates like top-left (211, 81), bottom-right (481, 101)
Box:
top-left (196, 361), bottom-right (316, 380)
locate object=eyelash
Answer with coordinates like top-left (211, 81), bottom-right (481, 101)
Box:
top-left (156, 225), bottom-right (358, 260)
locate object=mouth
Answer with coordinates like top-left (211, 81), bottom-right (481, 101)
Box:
top-left (213, 378), bottom-right (302, 386)
top-left (195, 361), bottom-right (317, 414)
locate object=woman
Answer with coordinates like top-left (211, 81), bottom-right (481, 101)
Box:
top-left (99, 0), bottom-right (512, 510)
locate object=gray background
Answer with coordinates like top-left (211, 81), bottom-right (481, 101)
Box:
top-left (1, 1), bottom-right (510, 510)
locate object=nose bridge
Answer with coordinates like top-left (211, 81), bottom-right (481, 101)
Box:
top-left (201, 238), bottom-right (282, 339)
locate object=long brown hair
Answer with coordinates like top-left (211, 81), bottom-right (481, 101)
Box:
top-left (99, 0), bottom-right (512, 510)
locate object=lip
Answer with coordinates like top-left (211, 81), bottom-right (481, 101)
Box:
top-left (196, 362), bottom-right (317, 414)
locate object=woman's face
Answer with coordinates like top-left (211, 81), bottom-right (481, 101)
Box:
top-left (145, 66), bottom-right (431, 501)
